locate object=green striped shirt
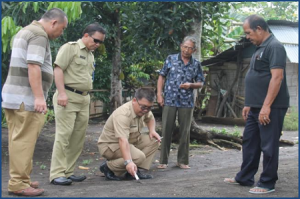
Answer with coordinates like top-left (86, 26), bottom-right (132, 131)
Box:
top-left (2, 21), bottom-right (53, 111)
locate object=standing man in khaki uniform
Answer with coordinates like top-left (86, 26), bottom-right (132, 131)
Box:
top-left (98, 88), bottom-right (161, 181)
top-left (2, 8), bottom-right (68, 196)
top-left (49, 23), bottom-right (106, 185)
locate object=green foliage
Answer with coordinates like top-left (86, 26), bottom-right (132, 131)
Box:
top-left (1, 108), bottom-right (7, 128)
top-left (82, 159), bottom-right (93, 165)
top-left (123, 60), bottom-right (163, 89)
top-left (220, 128), bottom-right (229, 135)
top-left (210, 126), bottom-right (241, 138)
top-left (201, 2), bottom-right (232, 58)
top-left (283, 107), bottom-right (298, 131)
top-left (40, 164), bottom-right (46, 170)
top-left (211, 127), bottom-right (218, 133)
top-left (91, 55), bottom-right (111, 104)
top-left (1, 16), bottom-right (22, 53)
top-left (48, 2), bottom-right (82, 23)
top-left (232, 2), bottom-right (298, 22)
top-left (44, 109), bottom-right (55, 124)
top-left (191, 139), bottom-right (198, 145)
top-left (122, 2), bottom-right (202, 62)
top-left (232, 125), bottom-right (242, 137)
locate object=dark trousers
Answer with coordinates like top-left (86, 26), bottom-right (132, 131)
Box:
top-left (235, 107), bottom-right (287, 189)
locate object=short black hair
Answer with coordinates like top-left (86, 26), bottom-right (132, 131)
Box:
top-left (244, 14), bottom-right (269, 32)
top-left (134, 88), bottom-right (156, 102)
top-left (82, 23), bottom-right (106, 36)
top-left (41, 8), bottom-right (67, 23)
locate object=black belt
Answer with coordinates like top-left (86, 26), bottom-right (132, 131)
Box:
top-left (65, 85), bottom-right (89, 96)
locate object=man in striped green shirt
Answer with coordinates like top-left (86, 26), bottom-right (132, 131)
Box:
top-left (2, 8), bottom-right (68, 197)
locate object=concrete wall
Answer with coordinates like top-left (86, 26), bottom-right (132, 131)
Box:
top-left (286, 63), bottom-right (298, 109)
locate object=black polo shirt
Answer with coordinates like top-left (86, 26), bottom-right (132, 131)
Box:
top-left (245, 34), bottom-right (290, 108)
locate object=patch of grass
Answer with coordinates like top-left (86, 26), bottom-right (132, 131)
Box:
top-left (190, 139), bottom-right (201, 148)
top-left (220, 128), bottom-right (229, 135)
top-left (210, 126), bottom-right (241, 137)
top-left (232, 126), bottom-right (242, 137)
top-left (211, 127), bottom-right (219, 133)
top-left (82, 159), bottom-right (93, 165)
top-left (191, 139), bottom-right (198, 145)
top-left (40, 164), bottom-right (46, 170)
top-left (283, 107), bottom-right (298, 131)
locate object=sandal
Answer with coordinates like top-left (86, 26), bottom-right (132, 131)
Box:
top-left (249, 186), bottom-right (275, 194)
top-left (224, 178), bottom-right (239, 185)
top-left (176, 163), bottom-right (190, 169)
top-left (157, 164), bottom-right (168, 169)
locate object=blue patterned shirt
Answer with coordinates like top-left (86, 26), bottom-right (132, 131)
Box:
top-left (159, 53), bottom-right (204, 108)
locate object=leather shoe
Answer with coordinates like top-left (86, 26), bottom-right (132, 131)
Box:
top-left (8, 187), bottom-right (44, 196)
top-left (51, 177), bottom-right (72, 185)
top-left (68, 175), bottom-right (86, 182)
top-left (99, 162), bottom-right (122, 181)
top-left (125, 169), bottom-right (153, 180)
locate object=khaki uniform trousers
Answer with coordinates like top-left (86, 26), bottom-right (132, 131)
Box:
top-left (5, 103), bottom-right (45, 192)
top-left (98, 133), bottom-right (159, 176)
top-left (49, 90), bottom-right (90, 182)
top-left (159, 106), bottom-right (193, 165)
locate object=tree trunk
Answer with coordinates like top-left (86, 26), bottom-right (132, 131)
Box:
top-left (156, 119), bottom-right (294, 151)
top-left (189, 19), bottom-right (202, 61)
top-left (110, 10), bottom-right (122, 113)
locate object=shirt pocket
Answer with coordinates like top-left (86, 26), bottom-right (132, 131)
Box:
top-left (74, 57), bottom-right (87, 66)
top-left (129, 125), bottom-right (138, 133)
top-left (254, 59), bottom-right (270, 72)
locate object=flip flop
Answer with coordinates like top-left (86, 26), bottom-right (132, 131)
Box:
top-left (224, 178), bottom-right (239, 185)
top-left (249, 186), bottom-right (275, 194)
top-left (176, 163), bottom-right (190, 169)
top-left (157, 164), bottom-right (168, 169)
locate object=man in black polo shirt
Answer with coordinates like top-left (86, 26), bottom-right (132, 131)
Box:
top-left (224, 15), bottom-right (289, 194)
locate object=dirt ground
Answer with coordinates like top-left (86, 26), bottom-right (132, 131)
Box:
top-left (1, 118), bottom-right (299, 198)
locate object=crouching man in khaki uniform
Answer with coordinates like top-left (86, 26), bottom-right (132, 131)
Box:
top-left (98, 88), bottom-right (161, 181)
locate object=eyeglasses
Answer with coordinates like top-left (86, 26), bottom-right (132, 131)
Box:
top-left (89, 35), bottom-right (104, 44)
top-left (182, 45), bottom-right (194, 51)
top-left (136, 99), bottom-right (153, 111)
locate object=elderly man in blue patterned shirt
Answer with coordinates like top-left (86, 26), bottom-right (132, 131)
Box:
top-left (157, 36), bottom-right (205, 169)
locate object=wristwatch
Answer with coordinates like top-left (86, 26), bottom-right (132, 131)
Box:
top-left (124, 159), bottom-right (132, 166)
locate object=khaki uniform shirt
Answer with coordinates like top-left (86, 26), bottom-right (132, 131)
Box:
top-left (54, 39), bottom-right (94, 91)
top-left (98, 100), bottom-right (154, 152)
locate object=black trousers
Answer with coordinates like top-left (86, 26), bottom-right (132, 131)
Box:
top-left (235, 107), bottom-right (287, 189)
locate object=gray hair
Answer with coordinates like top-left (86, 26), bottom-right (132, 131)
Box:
top-left (134, 88), bottom-right (156, 102)
top-left (41, 8), bottom-right (67, 23)
top-left (182, 36), bottom-right (197, 49)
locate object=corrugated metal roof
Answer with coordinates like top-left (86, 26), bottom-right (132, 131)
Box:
top-left (202, 21), bottom-right (299, 66)
top-left (269, 25), bottom-right (299, 63)
top-left (284, 44), bottom-right (299, 63)
top-left (269, 25), bottom-right (298, 44)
